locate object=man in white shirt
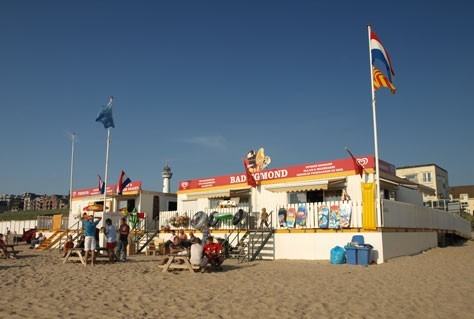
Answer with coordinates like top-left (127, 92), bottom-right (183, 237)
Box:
top-left (190, 237), bottom-right (208, 272)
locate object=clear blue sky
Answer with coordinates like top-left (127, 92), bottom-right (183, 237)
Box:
top-left (1, 1), bottom-right (473, 195)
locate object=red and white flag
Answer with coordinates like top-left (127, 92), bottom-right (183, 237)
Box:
top-left (345, 147), bottom-right (364, 178)
top-left (243, 158), bottom-right (257, 188)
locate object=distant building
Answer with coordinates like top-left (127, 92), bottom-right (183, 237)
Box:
top-left (449, 185), bottom-right (474, 215)
top-left (0, 193), bottom-right (69, 212)
top-left (396, 164), bottom-right (449, 206)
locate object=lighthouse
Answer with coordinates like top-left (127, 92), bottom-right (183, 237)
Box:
top-left (162, 164), bottom-right (172, 193)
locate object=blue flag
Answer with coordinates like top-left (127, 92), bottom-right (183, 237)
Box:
top-left (96, 96), bottom-right (115, 129)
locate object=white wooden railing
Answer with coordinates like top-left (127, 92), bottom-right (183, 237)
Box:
top-left (382, 200), bottom-right (471, 238)
top-left (0, 200), bottom-right (471, 239)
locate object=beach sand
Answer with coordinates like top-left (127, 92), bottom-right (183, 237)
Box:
top-left (1, 238), bottom-right (473, 319)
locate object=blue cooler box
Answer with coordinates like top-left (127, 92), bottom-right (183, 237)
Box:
top-left (356, 245), bottom-right (373, 266)
top-left (345, 246), bottom-right (358, 265)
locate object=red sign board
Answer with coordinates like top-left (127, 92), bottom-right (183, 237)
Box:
top-left (72, 181), bottom-right (142, 198)
top-left (178, 156), bottom-right (390, 191)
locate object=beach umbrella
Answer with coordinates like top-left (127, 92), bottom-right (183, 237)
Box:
top-left (83, 204), bottom-right (108, 212)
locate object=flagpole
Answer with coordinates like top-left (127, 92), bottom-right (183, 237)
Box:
top-left (368, 24), bottom-right (382, 227)
top-left (103, 128), bottom-right (111, 215)
top-left (69, 133), bottom-right (76, 216)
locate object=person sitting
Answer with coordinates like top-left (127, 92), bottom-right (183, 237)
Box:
top-left (178, 229), bottom-right (191, 248)
top-left (74, 235), bottom-right (86, 256)
top-left (29, 232), bottom-right (46, 249)
top-left (61, 235), bottom-right (75, 257)
top-left (203, 236), bottom-right (225, 271)
top-left (159, 236), bottom-right (187, 265)
top-left (190, 237), bottom-right (208, 272)
top-left (0, 233), bottom-right (15, 259)
top-left (163, 230), bottom-right (177, 251)
top-left (188, 231), bottom-right (196, 243)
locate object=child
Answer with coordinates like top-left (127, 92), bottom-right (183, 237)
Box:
top-left (236, 239), bottom-right (246, 254)
top-left (260, 207), bottom-right (269, 228)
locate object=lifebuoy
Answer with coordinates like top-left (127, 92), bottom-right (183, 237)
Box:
top-left (232, 209), bottom-right (246, 225)
top-left (190, 211), bottom-right (208, 229)
top-left (209, 211), bottom-right (219, 227)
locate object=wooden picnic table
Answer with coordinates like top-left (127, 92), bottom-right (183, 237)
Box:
top-left (63, 248), bottom-right (85, 265)
top-left (63, 247), bottom-right (111, 265)
top-left (2, 244), bottom-right (21, 258)
top-left (160, 254), bottom-right (199, 274)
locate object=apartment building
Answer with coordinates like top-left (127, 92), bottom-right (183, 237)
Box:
top-left (449, 185), bottom-right (474, 215)
top-left (0, 193), bottom-right (69, 212)
top-left (396, 164), bottom-right (449, 205)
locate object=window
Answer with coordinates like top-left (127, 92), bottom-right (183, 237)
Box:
top-left (209, 198), bottom-right (221, 209)
top-left (289, 190), bottom-right (324, 204)
top-left (325, 190), bottom-right (343, 202)
top-left (152, 196), bottom-right (159, 220)
top-left (460, 193), bottom-right (468, 201)
top-left (404, 174), bottom-right (418, 182)
top-left (289, 192), bottom-right (307, 204)
top-left (209, 196), bottom-right (248, 208)
top-left (422, 172), bottom-right (432, 183)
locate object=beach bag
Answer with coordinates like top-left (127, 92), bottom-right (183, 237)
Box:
top-left (330, 246), bottom-right (346, 264)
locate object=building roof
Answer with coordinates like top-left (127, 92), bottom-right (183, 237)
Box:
top-left (396, 163), bottom-right (447, 173)
top-left (449, 185), bottom-right (474, 198)
top-left (380, 172), bottom-right (436, 195)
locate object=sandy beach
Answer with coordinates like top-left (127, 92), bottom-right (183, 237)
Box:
top-left (1, 238), bottom-right (473, 319)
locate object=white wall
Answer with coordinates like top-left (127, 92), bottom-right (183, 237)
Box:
top-left (274, 232), bottom-right (384, 263)
top-left (397, 186), bottom-right (424, 205)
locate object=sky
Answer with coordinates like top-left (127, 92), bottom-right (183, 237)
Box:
top-left (1, 1), bottom-right (473, 196)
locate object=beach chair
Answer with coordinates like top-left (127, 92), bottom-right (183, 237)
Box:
top-left (146, 242), bottom-right (158, 256)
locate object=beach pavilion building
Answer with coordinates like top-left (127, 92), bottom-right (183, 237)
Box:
top-left (169, 155), bottom-right (471, 264)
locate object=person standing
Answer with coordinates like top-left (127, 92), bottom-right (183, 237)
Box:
top-left (13, 231), bottom-right (19, 245)
top-left (104, 218), bottom-right (117, 263)
top-left (82, 215), bottom-right (102, 267)
top-left (116, 217), bottom-right (130, 262)
top-left (5, 230), bottom-right (11, 245)
top-left (201, 222), bottom-right (211, 247)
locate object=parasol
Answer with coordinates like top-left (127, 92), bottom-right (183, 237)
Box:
top-left (83, 204), bottom-right (108, 212)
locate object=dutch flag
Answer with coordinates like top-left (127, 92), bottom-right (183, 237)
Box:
top-left (98, 174), bottom-right (105, 194)
top-left (117, 170), bottom-right (131, 195)
top-left (370, 30), bottom-right (395, 82)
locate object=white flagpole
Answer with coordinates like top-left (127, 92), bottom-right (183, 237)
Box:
top-left (103, 128), bottom-right (111, 215)
top-left (368, 25), bottom-right (382, 227)
top-left (69, 133), bottom-right (76, 216)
